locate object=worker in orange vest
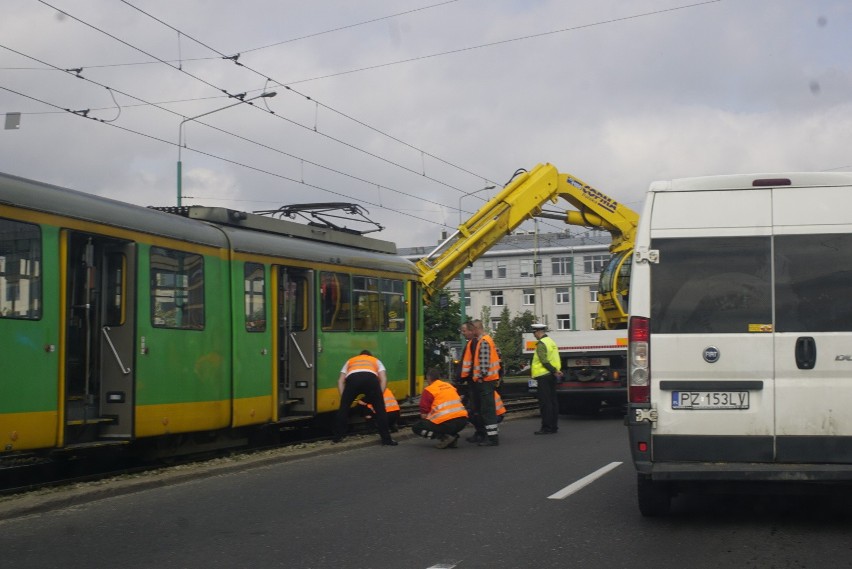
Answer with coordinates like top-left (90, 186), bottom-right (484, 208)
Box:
top-left (356, 388), bottom-right (401, 432)
top-left (334, 350), bottom-right (397, 446)
top-left (412, 367), bottom-right (469, 449)
top-left (469, 319), bottom-right (501, 446)
top-left (494, 390), bottom-right (506, 422)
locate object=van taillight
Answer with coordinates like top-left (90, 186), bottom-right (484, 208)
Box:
top-left (629, 316), bottom-right (650, 404)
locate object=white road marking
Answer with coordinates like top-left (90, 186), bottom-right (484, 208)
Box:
top-left (427, 563), bottom-right (461, 569)
top-left (547, 461), bottom-right (623, 500)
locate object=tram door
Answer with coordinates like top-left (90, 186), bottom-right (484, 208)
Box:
top-left (64, 232), bottom-right (135, 442)
top-left (277, 267), bottom-right (315, 416)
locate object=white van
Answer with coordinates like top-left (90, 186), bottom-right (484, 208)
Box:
top-left (627, 172), bottom-right (852, 516)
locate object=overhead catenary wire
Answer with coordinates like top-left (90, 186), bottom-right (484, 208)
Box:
top-left (4, 2), bottom-right (675, 246)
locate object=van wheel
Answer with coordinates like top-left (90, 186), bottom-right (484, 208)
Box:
top-left (637, 474), bottom-right (671, 517)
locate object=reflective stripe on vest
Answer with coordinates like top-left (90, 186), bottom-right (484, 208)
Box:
top-left (345, 354), bottom-right (380, 377)
top-left (473, 335), bottom-right (500, 382)
top-left (460, 340), bottom-right (474, 377)
top-left (531, 336), bottom-right (561, 378)
top-left (362, 389), bottom-right (400, 413)
top-left (384, 389), bottom-right (400, 412)
top-left (425, 380), bottom-right (468, 424)
top-left (495, 392), bottom-right (506, 416)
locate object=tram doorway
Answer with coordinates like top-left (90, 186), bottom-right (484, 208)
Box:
top-left (63, 231), bottom-right (135, 443)
top-left (277, 267), bottom-right (315, 416)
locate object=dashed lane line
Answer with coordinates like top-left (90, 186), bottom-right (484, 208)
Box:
top-left (547, 461), bottom-right (623, 500)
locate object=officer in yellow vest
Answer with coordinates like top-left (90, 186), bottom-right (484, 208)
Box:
top-left (531, 323), bottom-right (564, 435)
top-left (412, 368), bottom-right (469, 448)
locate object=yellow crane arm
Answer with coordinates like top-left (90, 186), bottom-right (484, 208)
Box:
top-left (415, 163), bottom-right (639, 328)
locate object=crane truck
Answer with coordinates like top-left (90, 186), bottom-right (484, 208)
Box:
top-left (415, 163), bottom-right (639, 414)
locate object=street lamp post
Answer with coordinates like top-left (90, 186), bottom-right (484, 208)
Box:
top-left (457, 184), bottom-right (496, 332)
top-left (177, 91), bottom-right (277, 207)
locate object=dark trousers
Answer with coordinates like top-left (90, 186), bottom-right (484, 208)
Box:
top-left (335, 373), bottom-right (392, 443)
top-left (535, 373), bottom-right (559, 432)
top-left (412, 416), bottom-right (468, 439)
top-left (476, 380), bottom-right (499, 437)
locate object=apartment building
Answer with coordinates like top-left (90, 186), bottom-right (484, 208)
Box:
top-left (400, 230), bottom-right (612, 331)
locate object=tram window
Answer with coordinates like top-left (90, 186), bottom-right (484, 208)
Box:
top-left (381, 278), bottom-right (405, 331)
top-left (320, 271), bottom-right (351, 331)
top-left (352, 276), bottom-right (380, 332)
top-left (104, 253), bottom-right (125, 326)
top-left (0, 218), bottom-right (41, 320)
top-left (281, 274), bottom-right (307, 332)
top-left (244, 263), bottom-right (266, 332)
top-left (150, 247), bottom-right (205, 329)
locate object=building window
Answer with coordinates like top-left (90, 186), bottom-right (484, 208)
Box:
top-left (557, 314), bottom-right (571, 330)
top-left (491, 317), bottom-right (501, 330)
top-left (589, 285), bottom-right (599, 302)
top-left (497, 260), bottom-right (507, 279)
top-left (490, 290), bottom-right (504, 306)
top-left (460, 291), bottom-right (470, 307)
top-left (556, 287), bottom-right (570, 304)
top-left (590, 313), bottom-right (598, 329)
top-left (523, 288), bottom-right (535, 305)
top-left (584, 255), bottom-right (607, 274)
top-left (552, 256), bottom-right (572, 276)
top-left (456, 266), bottom-right (472, 281)
top-left (520, 259), bottom-right (532, 277)
top-left (483, 261), bottom-right (493, 279)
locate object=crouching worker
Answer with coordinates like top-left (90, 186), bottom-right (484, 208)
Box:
top-left (412, 368), bottom-right (468, 449)
top-left (356, 388), bottom-right (401, 432)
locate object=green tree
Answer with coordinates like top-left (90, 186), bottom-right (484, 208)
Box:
top-left (423, 292), bottom-right (462, 372)
top-left (493, 308), bottom-right (536, 375)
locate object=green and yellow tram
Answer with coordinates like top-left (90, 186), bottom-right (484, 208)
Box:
top-left (0, 172), bottom-right (423, 455)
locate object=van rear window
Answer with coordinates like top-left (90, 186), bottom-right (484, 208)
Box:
top-left (775, 233), bottom-right (852, 332)
top-left (650, 237), bottom-right (771, 334)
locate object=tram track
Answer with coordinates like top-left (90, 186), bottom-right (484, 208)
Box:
top-left (0, 396), bottom-right (539, 503)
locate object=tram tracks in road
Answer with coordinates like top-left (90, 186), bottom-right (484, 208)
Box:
top-left (0, 397), bottom-right (540, 505)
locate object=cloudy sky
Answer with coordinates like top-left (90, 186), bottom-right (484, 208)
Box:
top-left (1, 0), bottom-right (850, 247)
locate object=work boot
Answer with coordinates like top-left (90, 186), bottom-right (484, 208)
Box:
top-left (435, 435), bottom-right (454, 449)
top-left (448, 434), bottom-right (460, 448)
top-left (478, 435), bottom-right (499, 447)
top-left (466, 432), bottom-right (485, 444)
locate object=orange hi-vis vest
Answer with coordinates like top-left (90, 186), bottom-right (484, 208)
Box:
top-left (359, 389), bottom-right (400, 413)
top-left (345, 354), bottom-right (380, 377)
top-left (460, 340), bottom-right (474, 379)
top-left (383, 388), bottom-right (400, 412)
top-left (473, 334), bottom-right (500, 382)
top-left (425, 380), bottom-right (468, 424)
top-left (495, 392), bottom-right (506, 416)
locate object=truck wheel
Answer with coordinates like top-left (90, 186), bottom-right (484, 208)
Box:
top-left (637, 474), bottom-right (671, 517)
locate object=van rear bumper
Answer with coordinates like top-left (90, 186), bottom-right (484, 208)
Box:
top-left (642, 461), bottom-right (852, 483)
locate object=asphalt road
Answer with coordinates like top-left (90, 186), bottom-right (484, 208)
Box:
top-left (2, 411), bottom-right (852, 568)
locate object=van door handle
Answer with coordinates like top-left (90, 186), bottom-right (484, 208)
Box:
top-left (795, 336), bottom-right (816, 370)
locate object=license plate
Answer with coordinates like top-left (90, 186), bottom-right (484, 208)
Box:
top-left (528, 379), bottom-right (538, 388)
top-left (671, 391), bottom-right (749, 410)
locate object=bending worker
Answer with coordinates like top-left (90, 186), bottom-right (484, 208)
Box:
top-left (334, 350), bottom-right (398, 446)
top-left (411, 368), bottom-right (469, 449)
